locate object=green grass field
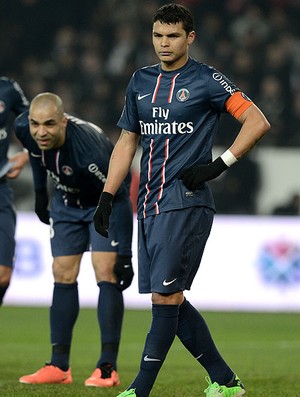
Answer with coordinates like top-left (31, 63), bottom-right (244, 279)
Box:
top-left (0, 307), bottom-right (299, 397)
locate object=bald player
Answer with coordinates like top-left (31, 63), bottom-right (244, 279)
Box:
top-left (15, 92), bottom-right (133, 387)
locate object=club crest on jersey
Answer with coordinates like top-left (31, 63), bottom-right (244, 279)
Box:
top-left (176, 88), bottom-right (190, 102)
top-left (0, 100), bottom-right (6, 113)
top-left (61, 165), bottom-right (73, 176)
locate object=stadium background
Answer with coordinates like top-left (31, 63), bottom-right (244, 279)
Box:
top-left (1, 0), bottom-right (300, 309)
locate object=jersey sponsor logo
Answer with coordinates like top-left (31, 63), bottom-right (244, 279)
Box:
top-left (0, 100), bottom-right (6, 113)
top-left (140, 106), bottom-right (194, 135)
top-left (140, 120), bottom-right (193, 135)
top-left (176, 88), bottom-right (190, 102)
top-left (47, 170), bottom-right (80, 193)
top-left (88, 163), bottom-right (107, 184)
top-left (212, 73), bottom-right (236, 95)
top-left (163, 278), bottom-right (177, 286)
top-left (0, 128), bottom-right (7, 140)
top-left (61, 165), bottom-right (73, 176)
top-left (137, 93), bottom-right (152, 101)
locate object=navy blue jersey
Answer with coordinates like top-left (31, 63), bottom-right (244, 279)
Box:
top-left (15, 111), bottom-right (129, 207)
top-left (118, 57), bottom-right (239, 219)
top-left (0, 77), bottom-right (29, 170)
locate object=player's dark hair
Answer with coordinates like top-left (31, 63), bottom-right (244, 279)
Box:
top-left (152, 3), bottom-right (194, 35)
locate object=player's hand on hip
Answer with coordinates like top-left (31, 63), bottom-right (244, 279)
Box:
top-left (34, 188), bottom-right (50, 225)
top-left (93, 191), bottom-right (114, 238)
top-left (179, 157), bottom-right (228, 191)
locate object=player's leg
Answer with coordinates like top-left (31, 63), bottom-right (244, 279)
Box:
top-left (84, 250), bottom-right (122, 387)
top-left (49, 254), bottom-right (82, 370)
top-left (19, 254), bottom-right (82, 385)
top-left (0, 183), bottom-right (16, 306)
top-left (0, 265), bottom-right (13, 306)
top-left (173, 206), bottom-right (245, 397)
top-left (19, 200), bottom-right (88, 385)
top-left (84, 194), bottom-right (132, 387)
top-left (120, 211), bottom-right (190, 397)
top-left (125, 292), bottom-right (181, 397)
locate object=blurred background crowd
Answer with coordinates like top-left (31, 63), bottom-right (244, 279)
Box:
top-left (1, 0), bottom-right (300, 214)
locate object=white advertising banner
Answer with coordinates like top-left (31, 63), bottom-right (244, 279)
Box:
top-left (5, 213), bottom-right (300, 311)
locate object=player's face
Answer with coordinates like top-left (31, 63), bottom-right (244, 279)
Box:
top-left (152, 21), bottom-right (195, 71)
top-left (29, 103), bottom-right (67, 150)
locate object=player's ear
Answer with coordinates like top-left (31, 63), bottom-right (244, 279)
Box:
top-left (62, 116), bottom-right (68, 127)
top-left (187, 31), bottom-right (196, 45)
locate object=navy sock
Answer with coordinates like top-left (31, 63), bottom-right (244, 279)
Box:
top-left (177, 299), bottom-right (234, 385)
top-left (50, 282), bottom-right (79, 371)
top-left (0, 285), bottom-right (8, 306)
top-left (129, 304), bottom-right (179, 397)
top-left (96, 282), bottom-right (124, 369)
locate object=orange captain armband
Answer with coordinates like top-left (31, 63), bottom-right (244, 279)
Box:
top-left (225, 91), bottom-right (253, 120)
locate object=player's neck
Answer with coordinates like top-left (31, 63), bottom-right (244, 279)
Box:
top-left (161, 55), bottom-right (189, 72)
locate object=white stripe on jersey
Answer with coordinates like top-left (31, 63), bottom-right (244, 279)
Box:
top-left (143, 138), bottom-right (154, 218)
top-left (154, 139), bottom-right (169, 215)
top-left (168, 73), bottom-right (180, 103)
top-left (152, 74), bottom-right (162, 103)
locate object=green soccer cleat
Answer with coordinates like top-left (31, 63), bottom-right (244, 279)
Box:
top-left (117, 389), bottom-right (137, 397)
top-left (204, 375), bottom-right (245, 397)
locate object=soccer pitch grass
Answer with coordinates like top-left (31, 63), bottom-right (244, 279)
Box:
top-left (0, 307), bottom-right (299, 397)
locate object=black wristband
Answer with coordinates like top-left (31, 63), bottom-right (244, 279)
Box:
top-left (211, 156), bottom-right (228, 176)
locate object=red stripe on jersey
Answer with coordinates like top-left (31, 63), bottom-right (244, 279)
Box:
top-left (154, 139), bottom-right (169, 215)
top-left (168, 73), bottom-right (180, 103)
top-left (152, 74), bottom-right (162, 103)
top-left (143, 139), bottom-right (154, 218)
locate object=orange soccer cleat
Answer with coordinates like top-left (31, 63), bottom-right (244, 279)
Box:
top-left (84, 364), bottom-right (120, 387)
top-left (19, 364), bottom-right (72, 384)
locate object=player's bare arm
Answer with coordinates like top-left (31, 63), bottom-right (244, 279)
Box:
top-left (104, 129), bottom-right (139, 196)
top-left (229, 104), bottom-right (271, 159)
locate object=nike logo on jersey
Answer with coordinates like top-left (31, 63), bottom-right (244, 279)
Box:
top-left (111, 240), bottom-right (119, 247)
top-left (30, 152), bottom-right (42, 158)
top-left (143, 355), bottom-right (161, 362)
top-left (163, 278), bottom-right (177, 286)
top-left (137, 93), bottom-right (151, 101)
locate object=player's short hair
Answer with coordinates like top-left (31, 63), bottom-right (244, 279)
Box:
top-left (30, 92), bottom-right (64, 118)
top-left (152, 3), bottom-right (194, 35)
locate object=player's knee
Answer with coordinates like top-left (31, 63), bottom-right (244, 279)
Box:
top-left (0, 275), bottom-right (11, 288)
top-left (151, 291), bottom-right (184, 305)
top-left (0, 267), bottom-right (12, 287)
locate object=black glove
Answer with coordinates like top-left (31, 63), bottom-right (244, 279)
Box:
top-left (179, 157), bottom-right (228, 191)
top-left (35, 188), bottom-right (50, 225)
top-left (93, 192), bottom-right (114, 238)
top-left (114, 255), bottom-right (134, 291)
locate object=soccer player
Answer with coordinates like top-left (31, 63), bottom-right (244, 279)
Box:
top-left (15, 92), bottom-right (133, 387)
top-left (0, 76), bottom-right (29, 306)
top-left (93, 4), bottom-right (270, 397)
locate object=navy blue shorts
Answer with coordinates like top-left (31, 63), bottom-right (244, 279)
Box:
top-left (0, 182), bottom-right (16, 266)
top-left (50, 194), bottom-right (132, 257)
top-left (138, 206), bottom-right (214, 293)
